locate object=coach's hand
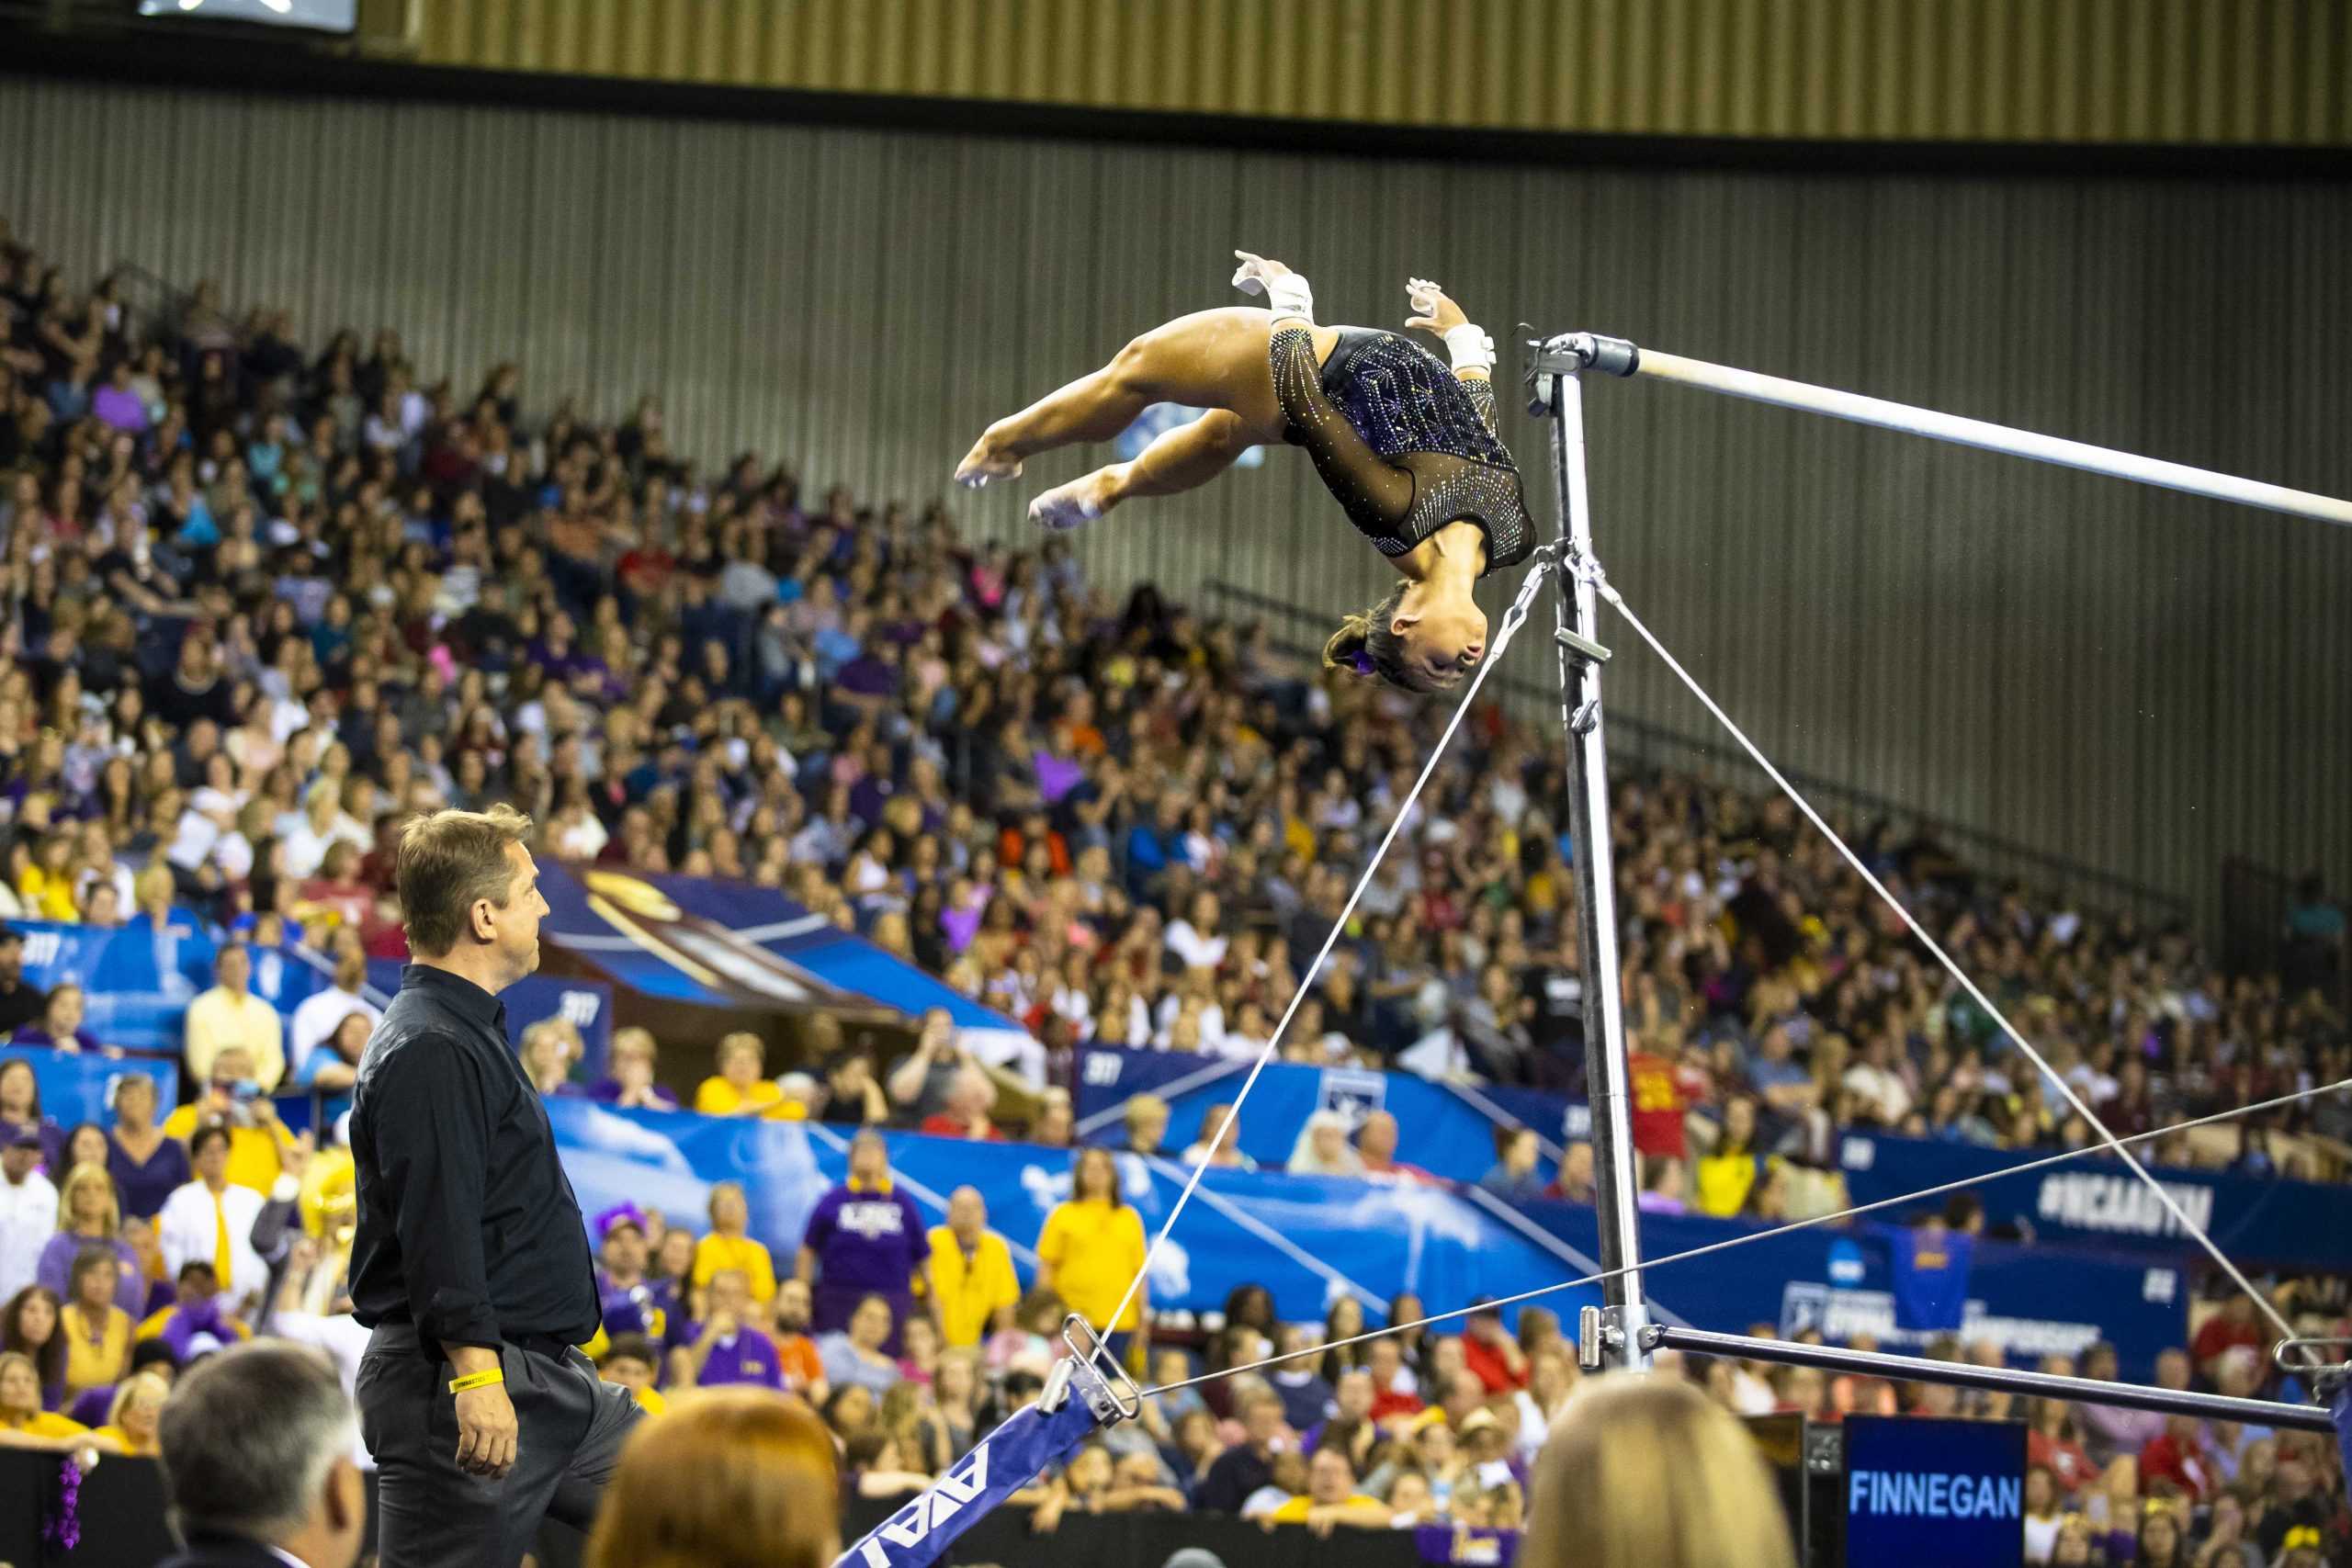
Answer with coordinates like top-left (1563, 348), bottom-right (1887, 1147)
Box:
top-left (454, 1381), bottom-right (519, 1479)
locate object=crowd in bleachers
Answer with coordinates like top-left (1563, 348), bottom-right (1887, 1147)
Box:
top-left (1, 219), bottom-right (2350, 1562)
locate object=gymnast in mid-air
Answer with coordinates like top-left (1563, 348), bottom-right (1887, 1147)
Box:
top-left (955, 254), bottom-right (1534, 693)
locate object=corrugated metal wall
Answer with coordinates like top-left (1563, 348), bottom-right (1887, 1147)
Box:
top-left (2, 75), bottom-right (2346, 922)
top-left (400, 0), bottom-right (2352, 145)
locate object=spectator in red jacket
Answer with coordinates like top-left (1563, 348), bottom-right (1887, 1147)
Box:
top-left (2190, 1293), bottom-right (2266, 1383)
top-left (1365, 1337), bottom-right (1425, 1432)
top-left (917, 1067), bottom-right (1003, 1142)
top-left (2137, 1414), bottom-right (2215, 1504)
top-left (1461, 1299), bottom-right (1530, 1393)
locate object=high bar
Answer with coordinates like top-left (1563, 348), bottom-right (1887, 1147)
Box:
top-left (1529, 333), bottom-right (2352, 528)
top-left (1643, 1325), bottom-right (2339, 1434)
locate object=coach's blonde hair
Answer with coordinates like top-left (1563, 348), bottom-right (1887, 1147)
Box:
top-left (1521, 1373), bottom-right (1797, 1568)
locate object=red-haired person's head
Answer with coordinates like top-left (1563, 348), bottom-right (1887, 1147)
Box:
top-left (583, 1389), bottom-right (839, 1568)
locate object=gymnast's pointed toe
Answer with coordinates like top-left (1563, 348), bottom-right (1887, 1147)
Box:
top-left (1028, 481), bottom-right (1102, 532)
top-left (954, 437), bottom-right (1023, 489)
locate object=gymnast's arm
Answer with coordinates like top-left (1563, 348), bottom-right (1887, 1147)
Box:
top-left (1406, 279), bottom-right (1499, 434)
top-left (1459, 368), bottom-right (1500, 437)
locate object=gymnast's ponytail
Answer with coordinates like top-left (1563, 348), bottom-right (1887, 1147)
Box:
top-left (1322, 582), bottom-right (1419, 691)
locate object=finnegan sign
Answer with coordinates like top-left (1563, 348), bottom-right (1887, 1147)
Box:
top-left (1839, 1416), bottom-right (2026, 1568)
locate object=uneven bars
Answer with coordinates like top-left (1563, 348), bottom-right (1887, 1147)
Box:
top-left (1643, 1325), bottom-right (2338, 1434)
top-left (1532, 333), bottom-right (2352, 527)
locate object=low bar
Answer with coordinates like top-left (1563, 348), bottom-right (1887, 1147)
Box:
top-left (1630, 348), bottom-right (2352, 529)
top-left (1644, 1325), bottom-right (2338, 1434)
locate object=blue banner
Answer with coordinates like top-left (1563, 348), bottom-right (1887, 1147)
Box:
top-left (1510, 1196), bottom-right (2183, 1382)
top-left (535, 863), bottom-right (1034, 1061)
top-left (1841, 1416), bottom-right (2026, 1568)
top-left (0, 1046), bottom-right (177, 1132)
top-left (1078, 1049), bottom-right (2352, 1274)
top-left (1075, 1048), bottom-right (1564, 1183)
top-left (543, 1103), bottom-right (2186, 1377)
top-left (543, 1100), bottom-right (1600, 1328)
top-left (1834, 1130), bottom-right (2352, 1272)
top-left (12, 919), bottom-right (214, 1055)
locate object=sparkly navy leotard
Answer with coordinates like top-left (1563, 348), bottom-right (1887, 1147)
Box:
top-left (1271, 324), bottom-right (1535, 574)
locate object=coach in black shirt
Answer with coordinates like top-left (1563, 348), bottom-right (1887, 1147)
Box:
top-left (350, 805), bottom-right (639, 1568)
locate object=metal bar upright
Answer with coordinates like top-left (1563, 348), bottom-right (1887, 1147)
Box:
top-left (1541, 356), bottom-right (1648, 1371)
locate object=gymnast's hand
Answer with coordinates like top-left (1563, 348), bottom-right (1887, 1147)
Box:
top-left (1230, 250), bottom-right (1295, 294)
top-left (1406, 278), bottom-right (1468, 335)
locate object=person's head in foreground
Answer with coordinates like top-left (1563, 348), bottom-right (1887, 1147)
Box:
top-left (154, 1343), bottom-right (366, 1568)
top-left (396, 804), bottom-right (546, 986)
top-left (1323, 574), bottom-right (1488, 694)
top-left (585, 1387), bottom-right (839, 1568)
top-left (1521, 1372), bottom-right (1795, 1568)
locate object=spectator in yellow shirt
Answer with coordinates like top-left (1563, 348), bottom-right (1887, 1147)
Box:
top-left (692, 1181), bottom-right (777, 1314)
top-left (1693, 1097), bottom-right (1764, 1219)
top-left (58, 1245), bottom-right (132, 1401)
top-left (925, 1186), bottom-right (1020, 1348)
top-left (90, 1370), bottom-right (169, 1455)
top-left (1266, 1446), bottom-right (1391, 1530)
top-left (1035, 1146), bottom-right (1148, 1359)
top-left (17, 833), bottom-right (80, 922)
top-left (0, 1349), bottom-right (88, 1448)
top-left (160, 1046), bottom-right (294, 1193)
top-left (183, 943), bottom-right (288, 1093)
top-left (694, 1032), bottom-right (788, 1119)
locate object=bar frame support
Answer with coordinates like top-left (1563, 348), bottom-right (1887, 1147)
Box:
top-left (1528, 324), bottom-right (2352, 1427)
top-left (1532, 338), bottom-right (1648, 1372)
top-left (1645, 1325), bottom-right (2337, 1434)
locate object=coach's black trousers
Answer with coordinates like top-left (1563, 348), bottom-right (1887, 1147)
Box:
top-left (356, 1322), bottom-right (642, 1568)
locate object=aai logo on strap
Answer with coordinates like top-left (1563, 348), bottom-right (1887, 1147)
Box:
top-left (855, 1441), bottom-right (991, 1568)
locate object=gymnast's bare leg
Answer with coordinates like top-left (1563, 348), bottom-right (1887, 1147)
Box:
top-left (953, 254), bottom-right (1336, 524)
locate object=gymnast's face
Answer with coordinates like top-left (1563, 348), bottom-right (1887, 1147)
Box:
top-left (1393, 583), bottom-right (1487, 688)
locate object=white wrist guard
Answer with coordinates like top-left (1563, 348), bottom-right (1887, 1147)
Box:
top-left (1261, 273), bottom-right (1317, 325)
top-left (1235, 259), bottom-right (1317, 325)
top-left (1443, 323), bottom-right (1497, 374)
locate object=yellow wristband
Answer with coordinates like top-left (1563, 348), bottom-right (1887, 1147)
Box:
top-left (448, 1368), bottom-right (504, 1394)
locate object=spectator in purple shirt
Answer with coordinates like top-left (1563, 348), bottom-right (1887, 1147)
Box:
top-left (34, 1162), bottom-right (141, 1315)
top-left (0, 1061), bottom-right (63, 1176)
top-left (142, 1261), bottom-right (247, 1361)
top-left (90, 362), bottom-right (149, 435)
top-left (593, 1204), bottom-right (680, 1348)
top-left (674, 1268), bottom-right (784, 1392)
top-left (8, 985), bottom-right (105, 1055)
top-left (796, 1130), bottom-right (933, 1350)
top-left (103, 1074), bottom-right (187, 1223)
top-left (588, 1027), bottom-right (680, 1111)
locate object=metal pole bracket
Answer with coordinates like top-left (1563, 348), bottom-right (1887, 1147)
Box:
top-left (1577, 1303), bottom-right (1652, 1374)
top-left (1555, 626), bottom-right (1612, 665)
